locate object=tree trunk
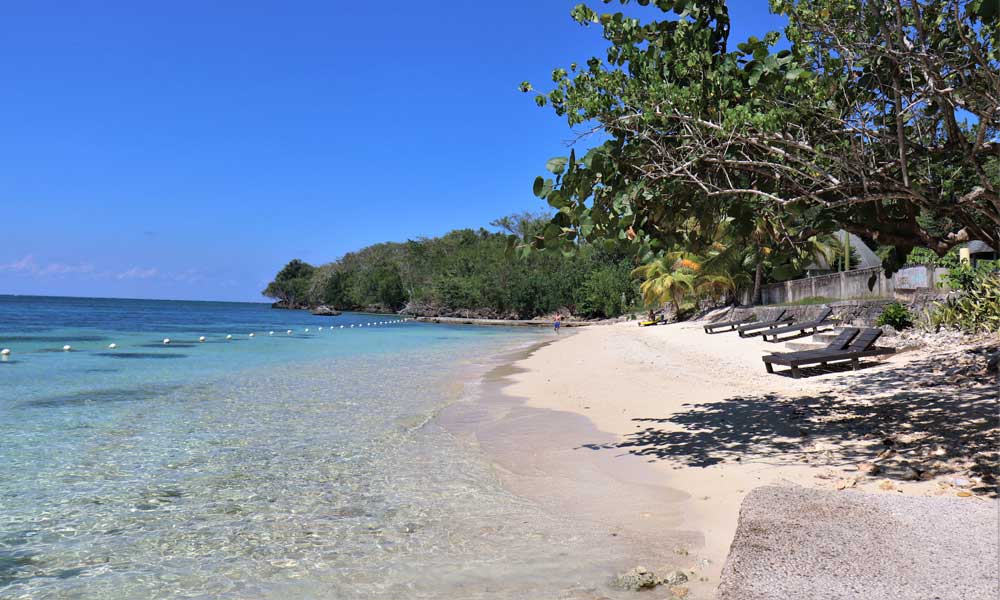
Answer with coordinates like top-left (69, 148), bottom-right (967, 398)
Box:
top-left (751, 260), bottom-right (764, 306)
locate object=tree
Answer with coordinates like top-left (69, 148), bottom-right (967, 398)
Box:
top-left (521, 0), bottom-right (999, 274)
top-left (631, 252), bottom-right (699, 311)
top-left (262, 215), bottom-right (640, 318)
top-left (262, 259), bottom-right (315, 307)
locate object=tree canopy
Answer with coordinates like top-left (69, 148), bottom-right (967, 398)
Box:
top-left (521, 0), bottom-right (999, 275)
top-left (262, 214), bottom-right (641, 319)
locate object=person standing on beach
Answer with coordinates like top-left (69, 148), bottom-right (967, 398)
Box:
top-left (554, 313), bottom-right (562, 334)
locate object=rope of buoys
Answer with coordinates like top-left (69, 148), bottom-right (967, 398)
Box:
top-left (0, 317), bottom-right (419, 360)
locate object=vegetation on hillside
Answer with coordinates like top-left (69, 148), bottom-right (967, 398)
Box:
top-left (263, 213), bottom-right (640, 319)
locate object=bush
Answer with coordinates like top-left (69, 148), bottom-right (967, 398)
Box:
top-left (942, 260), bottom-right (999, 291)
top-left (876, 302), bottom-right (914, 330)
top-left (928, 271), bottom-right (1000, 333)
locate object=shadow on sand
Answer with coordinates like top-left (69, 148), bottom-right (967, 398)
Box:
top-left (581, 344), bottom-right (999, 497)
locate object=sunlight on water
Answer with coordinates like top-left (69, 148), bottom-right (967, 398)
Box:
top-left (0, 297), bottom-right (643, 598)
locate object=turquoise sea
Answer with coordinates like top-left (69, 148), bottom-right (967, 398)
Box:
top-left (0, 296), bottom-right (642, 599)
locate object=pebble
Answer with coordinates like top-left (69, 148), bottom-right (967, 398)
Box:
top-left (612, 566), bottom-right (658, 591)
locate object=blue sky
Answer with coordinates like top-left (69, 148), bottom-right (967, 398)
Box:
top-left (0, 1), bottom-right (786, 302)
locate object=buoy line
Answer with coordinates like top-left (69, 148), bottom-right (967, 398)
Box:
top-left (1, 317), bottom-right (416, 358)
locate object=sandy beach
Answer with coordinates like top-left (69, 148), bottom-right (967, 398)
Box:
top-left (448, 320), bottom-right (999, 597)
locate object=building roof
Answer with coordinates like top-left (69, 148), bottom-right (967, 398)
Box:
top-left (805, 231), bottom-right (882, 271)
top-left (965, 240), bottom-right (995, 254)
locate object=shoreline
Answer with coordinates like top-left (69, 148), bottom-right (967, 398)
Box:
top-left (449, 320), bottom-right (998, 597)
top-left (437, 333), bottom-right (712, 597)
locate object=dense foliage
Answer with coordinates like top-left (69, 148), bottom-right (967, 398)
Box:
top-left (521, 0), bottom-right (999, 298)
top-left (262, 259), bottom-right (315, 309)
top-left (263, 215), bottom-right (639, 319)
top-left (927, 269), bottom-right (1000, 332)
top-left (877, 302), bottom-right (915, 329)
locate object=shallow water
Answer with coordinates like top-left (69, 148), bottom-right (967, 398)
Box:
top-left (0, 296), bottom-right (654, 598)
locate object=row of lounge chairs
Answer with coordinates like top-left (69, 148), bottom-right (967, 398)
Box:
top-left (703, 307), bottom-right (894, 377)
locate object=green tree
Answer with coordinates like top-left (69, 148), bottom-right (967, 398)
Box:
top-left (521, 0), bottom-right (999, 278)
top-left (262, 259), bottom-right (316, 307)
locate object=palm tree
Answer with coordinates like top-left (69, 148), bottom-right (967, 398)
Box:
top-left (631, 253), bottom-right (698, 311)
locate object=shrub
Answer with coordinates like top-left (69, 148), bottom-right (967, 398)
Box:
top-left (942, 260), bottom-right (1000, 291)
top-left (928, 271), bottom-right (1000, 333)
top-left (876, 302), bottom-right (914, 330)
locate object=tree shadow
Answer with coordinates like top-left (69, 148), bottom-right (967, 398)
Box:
top-left (581, 343), bottom-right (999, 497)
top-left (761, 325), bottom-right (835, 343)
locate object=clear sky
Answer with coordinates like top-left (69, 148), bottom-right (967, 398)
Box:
top-left (1, 1), bottom-right (786, 302)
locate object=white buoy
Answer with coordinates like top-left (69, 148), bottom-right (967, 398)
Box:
top-left (340, 325), bottom-right (344, 329)
top-left (287, 330), bottom-right (293, 335)
top-left (269, 331), bottom-right (274, 336)
top-left (199, 336), bottom-right (206, 342)
top-left (226, 334), bottom-right (233, 340)
top-left (163, 338), bottom-right (171, 345)
top-left (350, 324), bottom-right (354, 328)
top-left (62, 345), bottom-right (72, 352)
top-left (319, 327), bottom-right (323, 331)
top-left (249, 333), bottom-right (255, 338)
top-left (108, 343), bottom-right (117, 349)
top-left (1, 348), bottom-right (10, 356)
top-left (305, 328), bottom-right (310, 333)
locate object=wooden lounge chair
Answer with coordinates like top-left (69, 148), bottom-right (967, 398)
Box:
top-left (763, 327), bottom-right (894, 378)
top-left (703, 314), bottom-right (756, 334)
top-left (736, 309), bottom-right (794, 337)
top-left (760, 307), bottom-right (835, 342)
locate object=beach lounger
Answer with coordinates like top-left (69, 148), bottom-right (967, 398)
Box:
top-left (703, 314), bottom-right (755, 334)
top-left (763, 327), bottom-right (895, 378)
top-left (760, 307), bottom-right (834, 342)
top-left (736, 309), bottom-right (793, 337)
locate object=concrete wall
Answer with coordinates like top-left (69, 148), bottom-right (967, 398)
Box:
top-left (760, 265), bottom-right (949, 305)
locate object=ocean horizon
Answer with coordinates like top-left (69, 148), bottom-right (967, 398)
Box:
top-left (0, 295), bottom-right (630, 598)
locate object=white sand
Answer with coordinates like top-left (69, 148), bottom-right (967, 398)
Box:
top-left (487, 320), bottom-right (988, 593)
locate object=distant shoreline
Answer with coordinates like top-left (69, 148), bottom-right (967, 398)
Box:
top-left (414, 316), bottom-right (593, 327)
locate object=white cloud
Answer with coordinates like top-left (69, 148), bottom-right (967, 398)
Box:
top-left (116, 267), bottom-right (159, 280)
top-left (170, 268), bottom-right (205, 283)
top-left (41, 262), bottom-right (95, 275)
top-left (0, 255), bottom-right (39, 273)
top-left (0, 255), bottom-right (94, 277)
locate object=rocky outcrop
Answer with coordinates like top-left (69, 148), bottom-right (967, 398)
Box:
top-left (310, 305), bottom-right (342, 316)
